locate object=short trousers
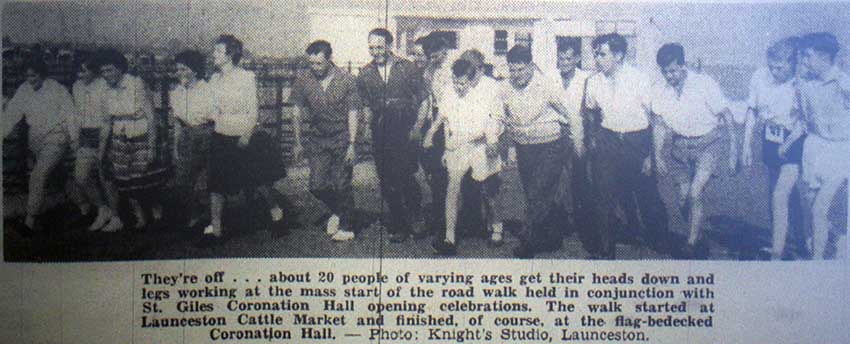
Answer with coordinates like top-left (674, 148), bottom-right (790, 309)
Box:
top-left (443, 141), bottom-right (501, 182)
top-left (670, 127), bottom-right (730, 181)
top-left (802, 135), bottom-right (850, 189)
top-left (762, 124), bottom-right (804, 169)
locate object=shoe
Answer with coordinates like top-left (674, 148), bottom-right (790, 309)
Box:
top-left (388, 232), bottom-right (409, 243)
top-left (88, 208), bottom-right (111, 231)
top-left (100, 217), bottom-right (124, 233)
top-left (331, 229), bottom-right (355, 241)
top-left (432, 239), bottom-right (457, 256)
top-left (326, 214), bottom-right (340, 235)
top-left (513, 243), bottom-right (535, 259)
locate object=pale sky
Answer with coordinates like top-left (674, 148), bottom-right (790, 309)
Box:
top-left (3, 0), bottom-right (849, 66)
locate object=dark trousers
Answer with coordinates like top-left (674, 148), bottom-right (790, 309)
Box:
top-left (422, 127), bottom-right (448, 234)
top-left (584, 128), bottom-right (671, 258)
top-left (309, 145), bottom-right (353, 229)
top-left (173, 123), bottom-right (212, 222)
top-left (517, 136), bottom-right (567, 251)
top-left (372, 119), bottom-right (422, 235)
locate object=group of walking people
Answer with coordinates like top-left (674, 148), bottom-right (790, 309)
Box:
top-left (4, 29), bottom-right (848, 259)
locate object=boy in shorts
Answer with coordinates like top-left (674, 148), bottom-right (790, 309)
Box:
top-left (424, 59), bottom-right (503, 256)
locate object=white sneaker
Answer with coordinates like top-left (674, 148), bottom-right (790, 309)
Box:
top-left (101, 217), bottom-right (124, 233)
top-left (326, 214), bottom-right (340, 235)
top-left (331, 229), bottom-right (355, 241)
top-left (88, 207), bottom-right (111, 231)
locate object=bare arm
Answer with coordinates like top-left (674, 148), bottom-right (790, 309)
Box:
top-left (652, 113), bottom-right (668, 174)
top-left (741, 107), bottom-right (757, 166)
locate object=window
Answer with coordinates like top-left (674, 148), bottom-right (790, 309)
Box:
top-left (494, 30), bottom-right (508, 55)
top-left (514, 31), bottom-right (532, 49)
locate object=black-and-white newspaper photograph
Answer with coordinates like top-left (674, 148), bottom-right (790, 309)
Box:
top-left (3, 0), bottom-right (849, 262)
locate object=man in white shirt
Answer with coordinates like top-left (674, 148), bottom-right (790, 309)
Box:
top-left (583, 33), bottom-right (673, 259)
top-left (554, 37), bottom-right (595, 254)
top-left (796, 32), bottom-right (850, 259)
top-left (4, 59), bottom-right (75, 233)
top-left (741, 37), bottom-right (806, 260)
top-left (650, 43), bottom-right (736, 258)
top-left (424, 59), bottom-right (503, 255)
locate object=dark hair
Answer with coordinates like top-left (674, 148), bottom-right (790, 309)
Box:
top-left (174, 50), bottom-right (207, 78)
top-left (799, 32), bottom-right (840, 61)
top-left (368, 28), bottom-right (394, 46)
top-left (74, 53), bottom-right (98, 75)
top-left (451, 59), bottom-right (476, 79)
top-left (459, 49), bottom-right (485, 69)
top-left (93, 48), bottom-right (129, 73)
top-left (767, 36), bottom-right (798, 66)
top-left (556, 37), bottom-right (581, 55)
top-left (592, 33), bottom-right (628, 56)
top-left (506, 45), bottom-right (532, 64)
top-left (23, 58), bottom-right (49, 78)
top-left (306, 40), bottom-right (333, 59)
top-left (414, 36), bottom-right (428, 47)
top-left (422, 34), bottom-right (447, 56)
top-left (656, 43), bottom-right (685, 67)
top-left (215, 34), bottom-right (243, 65)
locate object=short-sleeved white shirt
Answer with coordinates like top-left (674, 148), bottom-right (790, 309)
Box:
top-left (585, 64), bottom-right (652, 133)
top-left (650, 71), bottom-right (729, 137)
top-left (747, 67), bottom-right (797, 128)
top-left (559, 68), bottom-right (593, 148)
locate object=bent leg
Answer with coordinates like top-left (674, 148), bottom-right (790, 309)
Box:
top-left (771, 164), bottom-right (801, 259)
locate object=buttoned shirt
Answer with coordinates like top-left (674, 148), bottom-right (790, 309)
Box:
top-left (208, 67), bottom-right (258, 137)
top-left (649, 71), bottom-right (729, 137)
top-left (170, 80), bottom-right (213, 127)
top-left (799, 66), bottom-right (850, 141)
top-left (559, 68), bottom-right (593, 148)
top-left (586, 64), bottom-right (652, 133)
top-left (289, 66), bottom-right (360, 148)
top-left (72, 77), bottom-right (108, 129)
top-left (4, 78), bottom-right (75, 146)
top-left (501, 68), bottom-right (565, 145)
top-left (747, 67), bottom-right (798, 128)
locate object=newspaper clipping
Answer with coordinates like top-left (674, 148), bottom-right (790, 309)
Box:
top-left (1, 0), bottom-right (848, 343)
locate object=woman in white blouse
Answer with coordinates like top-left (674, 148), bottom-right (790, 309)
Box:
top-left (3, 59), bottom-right (75, 234)
top-left (96, 49), bottom-right (166, 232)
top-left (169, 50), bottom-right (213, 228)
top-left (201, 34), bottom-right (265, 244)
top-left (70, 58), bottom-right (111, 231)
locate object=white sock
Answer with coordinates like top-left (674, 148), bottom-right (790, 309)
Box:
top-left (271, 207), bottom-right (283, 222)
top-left (326, 214), bottom-right (340, 235)
top-left (89, 207), bottom-right (111, 231)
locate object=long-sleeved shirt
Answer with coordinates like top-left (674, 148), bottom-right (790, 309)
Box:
top-left (208, 67), bottom-right (258, 137)
top-left (289, 66), bottom-right (360, 149)
top-left (102, 75), bottom-right (154, 138)
top-left (72, 77), bottom-right (108, 129)
top-left (3, 78), bottom-right (75, 147)
top-left (439, 76), bottom-right (503, 149)
top-left (170, 80), bottom-right (213, 127)
top-left (559, 68), bottom-right (593, 149)
top-left (501, 68), bottom-right (566, 145)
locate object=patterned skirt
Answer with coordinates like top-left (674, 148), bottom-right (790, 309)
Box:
top-left (106, 118), bottom-right (172, 194)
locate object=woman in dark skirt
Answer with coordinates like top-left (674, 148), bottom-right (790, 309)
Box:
top-left (202, 34), bottom-right (287, 244)
top-left (169, 50), bottom-right (213, 228)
